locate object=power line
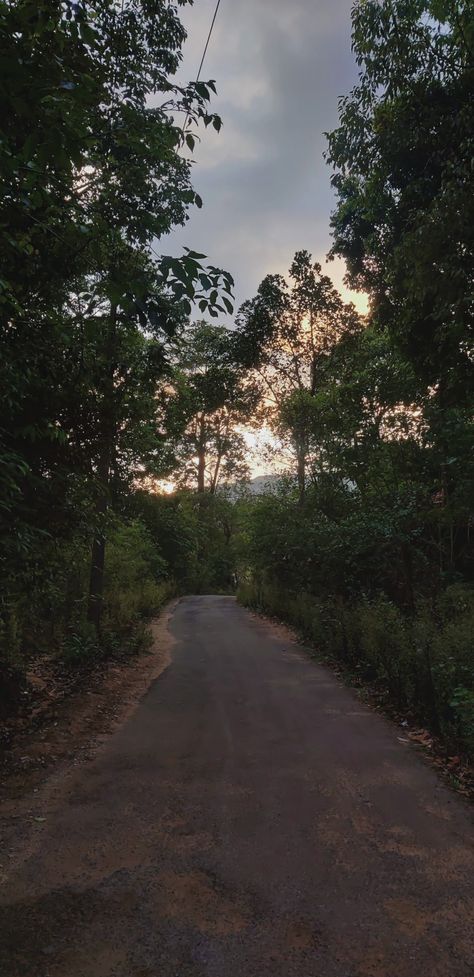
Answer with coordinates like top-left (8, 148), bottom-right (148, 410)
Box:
top-left (195, 0), bottom-right (222, 85)
top-left (183, 0), bottom-right (222, 134)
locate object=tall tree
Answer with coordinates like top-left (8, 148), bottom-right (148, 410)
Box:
top-left (163, 322), bottom-right (258, 494)
top-left (234, 251), bottom-right (361, 500)
top-left (326, 0), bottom-right (474, 593)
top-left (0, 1), bottom-right (234, 643)
top-left (326, 0), bottom-right (474, 402)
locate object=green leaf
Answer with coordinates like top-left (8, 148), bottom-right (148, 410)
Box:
top-left (183, 248), bottom-right (207, 260)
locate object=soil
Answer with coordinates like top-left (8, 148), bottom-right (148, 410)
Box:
top-left (0, 604), bottom-right (176, 801)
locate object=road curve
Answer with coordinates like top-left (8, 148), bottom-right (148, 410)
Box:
top-left (1, 595), bottom-right (474, 976)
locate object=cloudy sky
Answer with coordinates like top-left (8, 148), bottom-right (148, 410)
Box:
top-left (162, 0), bottom-right (367, 315)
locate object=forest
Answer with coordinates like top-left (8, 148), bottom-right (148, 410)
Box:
top-left (1, 0), bottom-right (474, 763)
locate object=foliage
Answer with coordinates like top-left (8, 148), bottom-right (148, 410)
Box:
top-left (0, 0), bottom-right (235, 668)
top-left (103, 519), bottom-right (169, 628)
top-left (2, 0), bottom-right (474, 774)
top-left (0, 509), bottom-right (172, 673)
top-left (326, 0), bottom-right (474, 399)
top-left (161, 321), bottom-right (258, 493)
top-left (233, 251), bottom-right (362, 499)
top-left (133, 488), bottom-right (240, 594)
top-left (233, 3), bottom-right (474, 760)
top-left (236, 305), bottom-right (474, 760)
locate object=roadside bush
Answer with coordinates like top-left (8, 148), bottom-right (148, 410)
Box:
top-left (0, 533), bottom-right (90, 666)
top-left (430, 594), bottom-right (474, 752)
top-left (357, 598), bottom-right (412, 704)
top-left (133, 489), bottom-right (239, 595)
top-left (103, 518), bottom-right (169, 629)
top-left (0, 513), bottom-right (173, 684)
top-left (62, 622), bottom-right (100, 670)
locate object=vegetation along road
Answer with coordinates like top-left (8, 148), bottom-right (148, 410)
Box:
top-left (1, 596), bottom-right (473, 977)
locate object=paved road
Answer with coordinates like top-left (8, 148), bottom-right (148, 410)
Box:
top-left (1, 596), bottom-right (474, 976)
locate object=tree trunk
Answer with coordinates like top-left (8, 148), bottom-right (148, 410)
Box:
top-left (210, 450), bottom-right (223, 495)
top-left (400, 541), bottom-right (415, 613)
top-left (88, 527), bottom-right (106, 632)
top-left (197, 448), bottom-right (206, 494)
top-left (87, 301), bottom-right (117, 633)
top-left (87, 443), bottom-right (110, 632)
top-left (197, 415), bottom-right (206, 494)
top-left (297, 447), bottom-right (306, 506)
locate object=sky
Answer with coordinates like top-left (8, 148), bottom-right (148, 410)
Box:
top-left (161, 0), bottom-right (368, 316)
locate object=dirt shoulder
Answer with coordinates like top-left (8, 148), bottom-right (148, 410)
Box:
top-left (0, 602), bottom-right (177, 805)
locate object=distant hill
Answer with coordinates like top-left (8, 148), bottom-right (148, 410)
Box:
top-left (248, 474), bottom-right (280, 494)
top-left (223, 474), bottom-right (281, 500)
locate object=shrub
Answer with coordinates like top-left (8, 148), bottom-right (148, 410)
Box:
top-left (103, 518), bottom-right (169, 629)
top-left (357, 598), bottom-right (412, 704)
top-left (62, 621), bottom-right (100, 670)
top-left (0, 512), bottom-right (173, 686)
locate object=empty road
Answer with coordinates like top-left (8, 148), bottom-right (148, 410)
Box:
top-left (1, 596), bottom-right (474, 976)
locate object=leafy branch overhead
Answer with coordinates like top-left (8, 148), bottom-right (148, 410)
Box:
top-left (0, 0), bottom-right (234, 639)
top-left (158, 249), bottom-right (234, 318)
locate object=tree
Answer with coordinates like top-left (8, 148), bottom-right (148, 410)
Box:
top-left (0, 1), bottom-right (235, 651)
top-left (325, 0), bottom-right (474, 595)
top-left (234, 251), bottom-right (361, 501)
top-left (233, 3), bottom-right (474, 762)
top-left (163, 321), bottom-right (258, 494)
top-left (326, 0), bottom-right (474, 402)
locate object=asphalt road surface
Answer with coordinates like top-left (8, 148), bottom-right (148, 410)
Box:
top-left (1, 596), bottom-right (474, 976)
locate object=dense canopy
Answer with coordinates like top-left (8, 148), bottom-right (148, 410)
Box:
top-left (1, 0), bottom-right (474, 759)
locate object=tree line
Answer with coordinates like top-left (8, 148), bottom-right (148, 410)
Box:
top-left (237, 0), bottom-right (474, 758)
top-left (0, 0), bottom-right (233, 689)
top-left (1, 1), bottom-right (474, 759)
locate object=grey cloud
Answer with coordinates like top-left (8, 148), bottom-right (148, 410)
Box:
top-left (161, 0), bottom-right (359, 311)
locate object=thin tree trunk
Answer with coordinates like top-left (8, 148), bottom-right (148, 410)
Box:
top-left (197, 415), bottom-right (206, 494)
top-left (197, 448), bottom-right (206, 494)
top-left (210, 417), bottom-right (229, 495)
top-left (210, 450), bottom-right (223, 495)
top-left (297, 446), bottom-right (306, 506)
top-left (87, 301), bottom-right (117, 632)
top-left (400, 541), bottom-right (415, 613)
top-left (87, 433), bottom-right (113, 631)
top-left (88, 522), bottom-right (106, 632)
